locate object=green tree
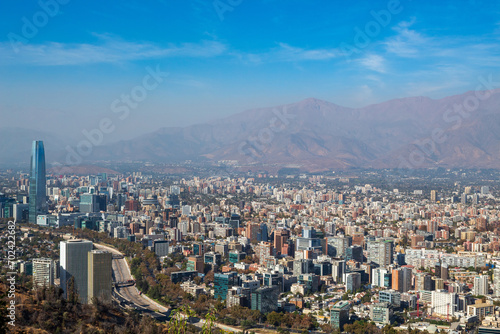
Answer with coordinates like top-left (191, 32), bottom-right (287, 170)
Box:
top-left (266, 311), bottom-right (283, 326)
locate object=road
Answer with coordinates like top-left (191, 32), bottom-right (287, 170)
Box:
top-left (95, 243), bottom-right (241, 332)
top-left (23, 228), bottom-right (254, 332)
top-left (94, 243), bottom-right (169, 315)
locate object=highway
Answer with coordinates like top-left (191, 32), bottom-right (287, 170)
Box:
top-left (94, 244), bottom-right (169, 316)
top-left (95, 243), bottom-right (241, 332)
top-left (23, 228), bottom-right (242, 331)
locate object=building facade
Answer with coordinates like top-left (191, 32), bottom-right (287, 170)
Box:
top-left (251, 286), bottom-right (279, 313)
top-left (60, 239), bottom-right (93, 303)
top-left (330, 300), bottom-right (350, 330)
top-left (32, 258), bottom-right (54, 288)
top-left (370, 302), bottom-right (393, 325)
top-left (29, 140), bottom-right (47, 224)
top-left (88, 250), bottom-right (112, 304)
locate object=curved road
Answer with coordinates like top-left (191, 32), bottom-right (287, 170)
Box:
top-left (23, 228), bottom-right (243, 332)
top-left (95, 243), bottom-right (241, 332)
top-left (94, 243), bottom-right (169, 314)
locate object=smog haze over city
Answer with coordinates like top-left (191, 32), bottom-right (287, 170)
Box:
top-left (3, 1), bottom-right (500, 334)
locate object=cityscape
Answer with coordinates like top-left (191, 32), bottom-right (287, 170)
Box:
top-left (3, 140), bottom-right (500, 333)
top-left (3, 1), bottom-right (500, 334)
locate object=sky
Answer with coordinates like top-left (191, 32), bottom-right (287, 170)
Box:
top-left (1, 0), bottom-right (500, 143)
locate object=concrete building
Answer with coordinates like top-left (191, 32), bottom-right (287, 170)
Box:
top-left (392, 267), bottom-right (412, 293)
top-left (330, 300), bottom-right (350, 330)
top-left (60, 239), bottom-right (93, 303)
top-left (263, 271), bottom-right (284, 292)
top-left (88, 250), bottom-right (112, 304)
top-left (345, 272), bottom-right (361, 292)
top-left (430, 190), bottom-right (437, 202)
top-left (372, 268), bottom-right (390, 288)
top-left (214, 272), bottom-right (239, 301)
top-left (204, 252), bottom-right (222, 266)
top-left (153, 240), bottom-right (169, 257)
top-left (379, 290), bottom-right (401, 308)
top-left (473, 275), bottom-right (489, 296)
top-left (431, 290), bottom-right (457, 317)
top-left (494, 268), bottom-right (500, 297)
top-left (32, 258), bottom-right (54, 288)
top-left (367, 239), bottom-right (393, 267)
top-left (327, 235), bottom-right (352, 257)
top-left (297, 274), bottom-right (319, 293)
top-left (80, 193), bottom-right (98, 213)
top-left (370, 302), bottom-right (394, 325)
top-left (468, 300), bottom-right (494, 319)
top-left (251, 286), bottom-right (279, 313)
top-left (187, 256), bottom-right (204, 273)
top-left (293, 259), bottom-right (314, 276)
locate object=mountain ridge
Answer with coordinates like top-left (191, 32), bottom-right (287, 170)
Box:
top-left (4, 89), bottom-right (500, 171)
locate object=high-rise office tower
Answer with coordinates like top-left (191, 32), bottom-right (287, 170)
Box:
top-left (345, 245), bottom-right (363, 262)
top-left (246, 222), bottom-right (260, 242)
top-left (79, 193), bottom-right (98, 213)
top-left (29, 140), bottom-right (47, 223)
top-left (392, 267), bottom-right (413, 293)
top-left (327, 235), bottom-right (352, 257)
top-left (259, 223), bottom-right (268, 242)
top-left (60, 239), bottom-right (93, 303)
top-left (214, 272), bottom-right (239, 300)
top-left (461, 193), bottom-right (467, 204)
top-left (88, 250), bottom-right (112, 304)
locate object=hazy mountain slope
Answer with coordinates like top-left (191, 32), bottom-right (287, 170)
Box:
top-left (5, 89), bottom-right (500, 171)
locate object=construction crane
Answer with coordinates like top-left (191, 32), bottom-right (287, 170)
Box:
top-left (416, 292), bottom-right (420, 317)
top-left (432, 301), bottom-right (451, 322)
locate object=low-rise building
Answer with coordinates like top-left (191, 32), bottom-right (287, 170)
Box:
top-left (468, 300), bottom-right (494, 319)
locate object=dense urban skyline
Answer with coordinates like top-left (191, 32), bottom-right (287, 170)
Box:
top-left (4, 2), bottom-right (500, 333)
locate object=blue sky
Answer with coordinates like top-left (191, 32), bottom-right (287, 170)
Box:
top-left (1, 0), bottom-right (500, 142)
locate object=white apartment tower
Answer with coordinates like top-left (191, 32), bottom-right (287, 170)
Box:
top-left (473, 275), bottom-right (489, 296)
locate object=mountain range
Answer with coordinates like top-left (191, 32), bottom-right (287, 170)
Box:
top-left (3, 89), bottom-right (500, 172)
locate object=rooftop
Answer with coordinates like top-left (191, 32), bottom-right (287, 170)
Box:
top-left (332, 301), bottom-right (350, 310)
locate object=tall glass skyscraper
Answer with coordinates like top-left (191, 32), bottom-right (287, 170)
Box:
top-left (29, 140), bottom-right (47, 223)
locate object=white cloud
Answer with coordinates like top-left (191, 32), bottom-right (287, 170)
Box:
top-left (0, 37), bottom-right (228, 66)
top-left (383, 18), bottom-right (428, 57)
top-left (359, 54), bottom-right (386, 73)
top-left (229, 42), bottom-right (340, 65)
top-left (274, 43), bottom-right (339, 61)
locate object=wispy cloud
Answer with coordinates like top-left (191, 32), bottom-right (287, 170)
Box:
top-left (273, 43), bottom-right (339, 61)
top-left (232, 42), bottom-right (340, 65)
top-left (385, 18), bottom-right (427, 57)
top-left (0, 34), bottom-right (343, 67)
top-left (0, 36), bottom-right (227, 66)
top-left (359, 54), bottom-right (386, 73)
